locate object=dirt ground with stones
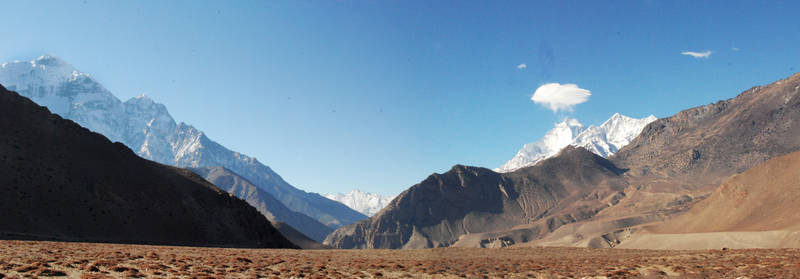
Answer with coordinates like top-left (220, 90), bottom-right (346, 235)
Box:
top-left (1, 240), bottom-right (799, 278)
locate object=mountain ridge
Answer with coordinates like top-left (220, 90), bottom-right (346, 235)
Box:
top-left (611, 72), bottom-right (800, 184)
top-left (0, 55), bottom-right (367, 236)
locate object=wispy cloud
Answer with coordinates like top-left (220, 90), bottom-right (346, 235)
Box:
top-left (732, 47), bottom-right (740, 52)
top-left (531, 83), bottom-right (591, 113)
top-left (681, 50), bottom-right (712, 59)
top-left (516, 63), bottom-right (527, 70)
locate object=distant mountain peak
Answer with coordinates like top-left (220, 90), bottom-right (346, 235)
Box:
top-left (0, 55), bottom-right (85, 94)
top-left (495, 113), bottom-right (656, 172)
top-left (325, 189), bottom-right (396, 217)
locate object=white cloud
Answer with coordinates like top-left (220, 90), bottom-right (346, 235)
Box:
top-left (732, 47), bottom-right (740, 51)
top-left (517, 63), bottom-right (527, 70)
top-left (531, 83), bottom-right (591, 113)
top-left (681, 50), bottom-right (712, 58)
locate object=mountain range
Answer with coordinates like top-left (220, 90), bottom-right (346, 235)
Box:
top-left (6, 54), bottom-right (800, 251)
top-left (0, 84), bottom-right (296, 248)
top-left (325, 190), bottom-right (396, 216)
top-left (0, 55), bottom-right (366, 240)
top-left (495, 113), bottom-right (656, 172)
top-left (326, 72), bottom-right (800, 249)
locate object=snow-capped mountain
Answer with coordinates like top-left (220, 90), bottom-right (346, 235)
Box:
top-left (325, 190), bottom-right (396, 216)
top-left (495, 113), bottom-right (657, 172)
top-left (0, 55), bottom-right (367, 232)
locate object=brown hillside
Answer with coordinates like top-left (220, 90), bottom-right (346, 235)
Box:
top-left (655, 150), bottom-right (800, 234)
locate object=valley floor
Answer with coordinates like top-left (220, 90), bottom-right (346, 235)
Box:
top-left (0, 240), bottom-right (799, 278)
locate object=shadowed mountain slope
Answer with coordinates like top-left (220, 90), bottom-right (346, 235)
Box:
top-left (190, 166), bottom-right (333, 243)
top-left (324, 147), bottom-right (628, 249)
top-left (0, 84), bottom-right (296, 248)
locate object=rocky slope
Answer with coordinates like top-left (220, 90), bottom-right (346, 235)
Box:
top-left (534, 73), bottom-right (800, 248)
top-left (324, 147), bottom-right (628, 249)
top-left (612, 73), bottom-right (800, 183)
top-left (0, 55), bottom-right (366, 234)
top-left (190, 167), bottom-right (332, 242)
top-left (324, 190), bottom-right (396, 216)
top-left (0, 84), bottom-right (296, 248)
top-left (553, 72), bottom-right (800, 248)
top-left (496, 114), bottom-right (656, 172)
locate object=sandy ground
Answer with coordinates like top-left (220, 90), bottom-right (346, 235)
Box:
top-left (618, 231), bottom-right (800, 250)
top-left (0, 240), bottom-right (799, 278)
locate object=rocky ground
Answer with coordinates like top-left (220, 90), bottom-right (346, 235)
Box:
top-left (0, 240), bottom-right (799, 278)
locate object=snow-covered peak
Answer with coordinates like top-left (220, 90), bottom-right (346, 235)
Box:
top-left (33, 54), bottom-right (70, 67)
top-left (1, 55), bottom-right (79, 90)
top-left (543, 118), bottom-right (584, 149)
top-left (495, 114), bottom-right (657, 172)
top-left (495, 118), bottom-right (585, 173)
top-left (324, 189), bottom-right (396, 216)
top-left (572, 114), bottom-right (657, 158)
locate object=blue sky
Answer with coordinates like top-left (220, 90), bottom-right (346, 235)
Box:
top-left (1, 1), bottom-right (799, 196)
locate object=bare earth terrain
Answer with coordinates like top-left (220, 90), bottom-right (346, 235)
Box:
top-left (1, 241), bottom-right (800, 278)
